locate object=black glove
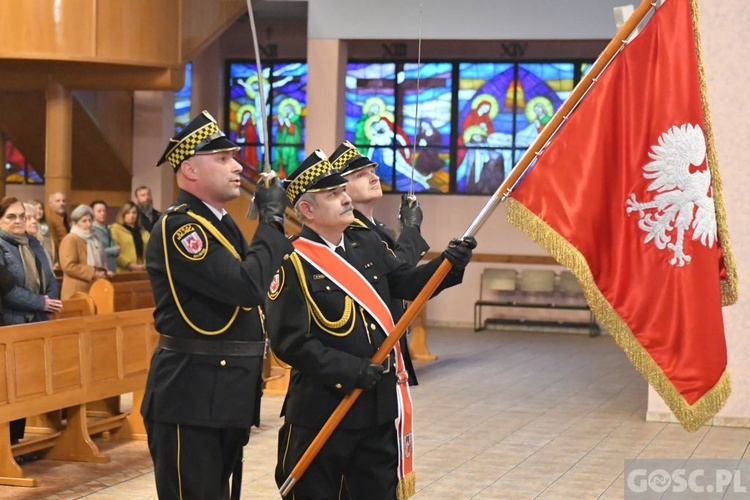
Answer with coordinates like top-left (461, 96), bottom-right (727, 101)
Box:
top-left (442, 236), bottom-right (477, 270)
top-left (398, 194), bottom-right (423, 232)
top-left (254, 179), bottom-right (287, 231)
top-left (355, 358), bottom-right (385, 390)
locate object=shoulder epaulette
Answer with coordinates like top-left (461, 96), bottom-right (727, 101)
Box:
top-left (349, 219), bottom-right (370, 230)
top-left (165, 203), bottom-right (189, 214)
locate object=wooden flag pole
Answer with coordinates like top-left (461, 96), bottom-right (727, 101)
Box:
top-left (279, 0), bottom-right (656, 496)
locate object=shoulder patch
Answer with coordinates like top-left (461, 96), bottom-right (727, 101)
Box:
top-left (172, 223), bottom-right (208, 260)
top-left (268, 266), bottom-right (285, 300)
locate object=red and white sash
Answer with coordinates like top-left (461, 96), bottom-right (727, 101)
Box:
top-left (292, 237), bottom-right (415, 494)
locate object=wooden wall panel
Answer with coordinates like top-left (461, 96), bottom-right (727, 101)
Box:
top-left (0, 0), bottom-right (96, 59)
top-left (13, 340), bottom-right (46, 399)
top-left (181, 0), bottom-right (247, 61)
top-left (0, 345), bottom-right (7, 404)
top-left (89, 329), bottom-right (119, 382)
top-left (50, 334), bottom-right (83, 391)
top-left (121, 324), bottom-right (150, 376)
top-left (96, 0), bottom-right (180, 65)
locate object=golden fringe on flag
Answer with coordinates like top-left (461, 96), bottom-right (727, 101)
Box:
top-left (689, 0), bottom-right (738, 306)
top-left (506, 198), bottom-right (731, 432)
top-left (397, 471), bottom-right (416, 500)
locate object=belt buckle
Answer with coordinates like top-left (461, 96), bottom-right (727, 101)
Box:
top-left (382, 352), bottom-right (393, 374)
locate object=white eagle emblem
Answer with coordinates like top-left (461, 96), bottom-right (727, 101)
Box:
top-left (626, 124), bottom-right (716, 267)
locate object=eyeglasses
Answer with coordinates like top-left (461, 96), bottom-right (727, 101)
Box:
top-left (4, 214), bottom-right (27, 222)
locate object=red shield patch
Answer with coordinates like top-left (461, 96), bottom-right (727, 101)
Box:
top-left (181, 231), bottom-right (204, 255)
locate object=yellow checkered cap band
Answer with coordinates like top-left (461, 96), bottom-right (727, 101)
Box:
top-left (166, 122), bottom-right (220, 170)
top-left (286, 159), bottom-right (337, 204)
top-left (331, 147), bottom-right (360, 171)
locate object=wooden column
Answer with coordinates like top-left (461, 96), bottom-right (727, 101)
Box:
top-left (45, 81), bottom-right (72, 200)
top-left (0, 132), bottom-right (6, 197)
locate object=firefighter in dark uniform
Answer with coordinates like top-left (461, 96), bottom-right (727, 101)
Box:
top-left (141, 110), bottom-right (293, 499)
top-left (330, 141), bottom-right (427, 386)
top-left (265, 150), bottom-right (476, 499)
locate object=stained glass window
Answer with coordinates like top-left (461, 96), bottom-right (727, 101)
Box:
top-left (175, 62), bottom-right (192, 133)
top-left (454, 63), bottom-right (574, 194)
top-left (345, 63), bottom-right (397, 191)
top-left (398, 63), bottom-right (453, 193)
top-left (4, 138), bottom-right (41, 184)
top-left (226, 61), bottom-right (308, 182)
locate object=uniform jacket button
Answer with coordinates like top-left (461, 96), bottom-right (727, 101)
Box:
top-left (370, 323), bottom-right (377, 330)
top-left (335, 383), bottom-right (342, 389)
top-left (220, 360), bottom-right (227, 367)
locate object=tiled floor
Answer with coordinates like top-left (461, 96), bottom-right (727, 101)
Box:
top-left (3, 327), bottom-right (749, 499)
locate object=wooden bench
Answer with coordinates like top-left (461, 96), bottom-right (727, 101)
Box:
top-left (0, 308), bottom-right (157, 487)
top-left (89, 276), bottom-right (155, 314)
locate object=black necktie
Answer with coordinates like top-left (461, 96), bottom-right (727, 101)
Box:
top-left (335, 246), bottom-right (347, 260)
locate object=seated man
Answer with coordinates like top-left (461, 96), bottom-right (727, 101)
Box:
top-left (266, 150), bottom-right (476, 499)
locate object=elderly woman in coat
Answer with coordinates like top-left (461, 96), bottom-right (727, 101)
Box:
top-left (0, 196), bottom-right (62, 445)
top-left (59, 205), bottom-right (110, 300)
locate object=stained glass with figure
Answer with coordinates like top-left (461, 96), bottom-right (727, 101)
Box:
top-left (345, 63), bottom-right (397, 191)
top-left (226, 61), bottom-right (308, 182)
top-left (269, 62), bottom-right (308, 178)
top-left (455, 63), bottom-right (514, 194)
top-left (397, 63), bottom-right (452, 193)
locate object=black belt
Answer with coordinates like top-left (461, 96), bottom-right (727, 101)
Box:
top-left (158, 335), bottom-right (266, 357)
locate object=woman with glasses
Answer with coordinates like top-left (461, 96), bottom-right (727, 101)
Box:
top-left (0, 196), bottom-right (62, 447)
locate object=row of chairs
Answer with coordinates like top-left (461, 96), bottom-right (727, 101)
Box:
top-left (481, 268), bottom-right (584, 296)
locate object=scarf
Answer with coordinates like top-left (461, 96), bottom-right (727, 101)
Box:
top-left (70, 226), bottom-right (106, 269)
top-left (1, 229), bottom-right (44, 297)
top-left (123, 224), bottom-right (144, 261)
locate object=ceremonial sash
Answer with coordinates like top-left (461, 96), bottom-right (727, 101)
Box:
top-left (292, 237), bottom-right (416, 498)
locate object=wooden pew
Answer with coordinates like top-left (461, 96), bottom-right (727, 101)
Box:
top-left (89, 277), bottom-right (155, 314)
top-left (0, 309), bottom-right (157, 487)
top-left (26, 293), bottom-right (100, 434)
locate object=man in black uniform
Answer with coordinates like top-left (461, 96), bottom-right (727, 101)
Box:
top-left (329, 141), bottom-right (427, 386)
top-left (266, 150), bottom-right (476, 499)
top-left (142, 110), bottom-right (293, 499)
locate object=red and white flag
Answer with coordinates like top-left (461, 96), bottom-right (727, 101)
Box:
top-left (507, 0), bottom-right (737, 431)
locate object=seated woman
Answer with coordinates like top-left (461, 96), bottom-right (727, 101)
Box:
top-left (111, 201), bottom-right (149, 273)
top-left (59, 205), bottom-right (109, 300)
top-left (0, 196), bottom-right (62, 446)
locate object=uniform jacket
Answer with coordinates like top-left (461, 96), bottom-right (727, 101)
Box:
top-left (266, 225), bottom-right (464, 430)
top-left (141, 189), bottom-right (293, 429)
top-left (111, 223), bottom-right (150, 273)
top-left (92, 222), bottom-right (119, 273)
top-left (58, 232), bottom-right (97, 299)
top-left (0, 231), bottom-right (59, 325)
top-left (351, 210), bottom-right (429, 385)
